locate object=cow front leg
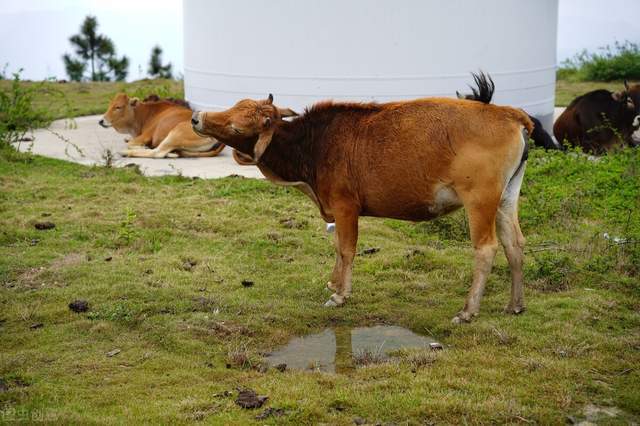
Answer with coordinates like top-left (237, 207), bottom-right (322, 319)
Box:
top-left (327, 231), bottom-right (342, 292)
top-left (126, 135), bottom-right (151, 148)
top-left (324, 207), bottom-right (359, 307)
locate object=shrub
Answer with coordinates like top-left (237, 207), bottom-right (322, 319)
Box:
top-left (0, 70), bottom-right (72, 161)
top-left (0, 71), bottom-right (50, 147)
top-left (558, 41), bottom-right (640, 81)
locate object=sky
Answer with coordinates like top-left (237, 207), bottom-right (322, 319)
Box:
top-left (0, 0), bottom-right (639, 81)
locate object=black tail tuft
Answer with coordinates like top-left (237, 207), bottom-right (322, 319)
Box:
top-left (464, 71), bottom-right (495, 104)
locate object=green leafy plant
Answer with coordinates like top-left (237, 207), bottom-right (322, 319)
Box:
top-left (116, 207), bottom-right (138, 246)
top-left (558, 40), bottom-right (640, 81)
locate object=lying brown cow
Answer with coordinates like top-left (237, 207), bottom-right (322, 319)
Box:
top-left (99, 93), bottom-right (225, 158)
top-left (191, 94), bottom-right (532, 323)
top-left (553, 81), bottom-right (640, 154)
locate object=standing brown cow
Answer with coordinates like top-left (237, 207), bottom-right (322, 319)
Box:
top-left (192, 95), bottom-right (532, 323)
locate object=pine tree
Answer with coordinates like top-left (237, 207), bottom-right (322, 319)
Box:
top-left (148, 45), bottom-right (172, 79)
top-left (62, 16), bottom-right (129, 81)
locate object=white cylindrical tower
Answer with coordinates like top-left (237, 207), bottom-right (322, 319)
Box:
top-left (184, 0), bottom-right (558, 129)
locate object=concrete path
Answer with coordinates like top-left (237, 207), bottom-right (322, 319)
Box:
top-left (17, 108), bottom-right (568, 179)
top-left (18, 115), bottom-right (263, 179)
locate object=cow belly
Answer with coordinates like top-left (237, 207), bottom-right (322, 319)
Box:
top-left (362, 186), bottom-right (463, 221)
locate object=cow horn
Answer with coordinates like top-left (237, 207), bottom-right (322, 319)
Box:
top-left (266, 93), bottom-right (274, 104)
top-left (624, 80), bottom-right (630, 92)
top-left (253, 127), bottom-right (275, 162)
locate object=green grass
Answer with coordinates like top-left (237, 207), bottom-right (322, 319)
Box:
top-left (1, 143), bottom-right (639, 424)
top-left (555, 79), bottom-right (628, 107)
top-left (0, 78), bottom-right (182, 120)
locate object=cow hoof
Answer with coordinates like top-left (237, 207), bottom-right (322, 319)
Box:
top-left (167, 153), bottom-right (179, 158)
top-left (324, 293), bottom-right (345, 307)
top-left (120, 150), bottom-right (131, 157)
top-left (451, 311), bottom-right (474, 324)
top-left (505, 304), bottom-right (525, 315)
top-left (326, 281), bottom-right (337, 291)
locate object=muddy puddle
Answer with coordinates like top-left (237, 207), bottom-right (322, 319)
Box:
top-left (265, 325), bottom-right (436, 373)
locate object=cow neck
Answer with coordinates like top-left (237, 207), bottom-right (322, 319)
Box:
top-left (260, 120), bottom-right (315, 185)
top-left (256, 115), bottom-right (335, 221)
top-left (131, 104), bottom-right (155, 136)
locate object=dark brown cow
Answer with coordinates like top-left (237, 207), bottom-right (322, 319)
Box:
top-left (192, 95), bottom-right (533, 323)
top-left (553, 81), bottom-right (640, 154)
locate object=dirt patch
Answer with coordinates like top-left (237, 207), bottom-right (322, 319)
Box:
top-left (50, 253), bottom-right (85, 270)
top-left (15, 253), bottom-right (85, 289)
top-left (279, 217), bottom-right (308, 229)
top-left (256, 407), bottom-right (285, 420)
top-left (16, 266), bottom-right (46, 289)
top-left (235, 388), bottom-right (268, 409)
top-left (69, 300), bottom-right (89, 313)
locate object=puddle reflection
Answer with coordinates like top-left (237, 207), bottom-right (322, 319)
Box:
top-left (266, 325), bottom-right (435, 373)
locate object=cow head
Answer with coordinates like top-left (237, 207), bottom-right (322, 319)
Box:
top-left (613, 81), bottom-right (640, 119)
top-left (100, 93), bottom-right (140, 134)
top-left (191, 94), bottom-right (297, 162)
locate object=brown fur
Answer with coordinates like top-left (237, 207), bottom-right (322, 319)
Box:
top-left (193, 96), bottom-right (532, 322)
top-left (100, 93), bottom-right (225, 158)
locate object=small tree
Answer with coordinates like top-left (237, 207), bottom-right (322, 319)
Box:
top-left (62, 15), bottom-right (129, 81)
top-left (148, 45), bottom-right (172, 79)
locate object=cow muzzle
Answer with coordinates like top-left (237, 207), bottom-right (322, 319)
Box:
top-left (99, 118), bottom-right (111, 128)
top-left (191, 111), bottom-right (209, 137)
top-left (191, 111), bottom-right (202, 128)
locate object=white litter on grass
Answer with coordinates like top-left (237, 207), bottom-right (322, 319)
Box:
top-left (603, 233), bottom-right (627, 244)
top-left (326, 223), bottom-right (335, 233)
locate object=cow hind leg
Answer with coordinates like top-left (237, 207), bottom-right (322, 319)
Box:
top-left (497, 163), bottom-right (527, 314)
top-left (452, 194), bottom-right (500, 324)
top-left (324, 206), bottom-right (358, 307)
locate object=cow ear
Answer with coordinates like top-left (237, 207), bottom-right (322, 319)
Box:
top-left (266, 93), bottom-right (274, 105)
top-left (254, 127), bottom-right (274, 162)
top-left (624, 80), bottom-right (630, 91)
top-left (278, 107), bottom-right (298, 117)
top-left (129, 97), bottom-right (140, 107)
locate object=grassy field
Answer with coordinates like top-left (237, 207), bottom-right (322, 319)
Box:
top-left (0, 78), bottom-right (182, 120)
top-left (0, 77), bottom-right (630, 120)
top-left (1, 143), bottom-right (639, 424)
top-left (554, 80), bottom-right (627, 107)
top-left (1, 78), bottom-right (639, 424)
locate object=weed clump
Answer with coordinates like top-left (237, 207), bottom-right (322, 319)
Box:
top-left (558, 41), bottom-right (640, 81)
